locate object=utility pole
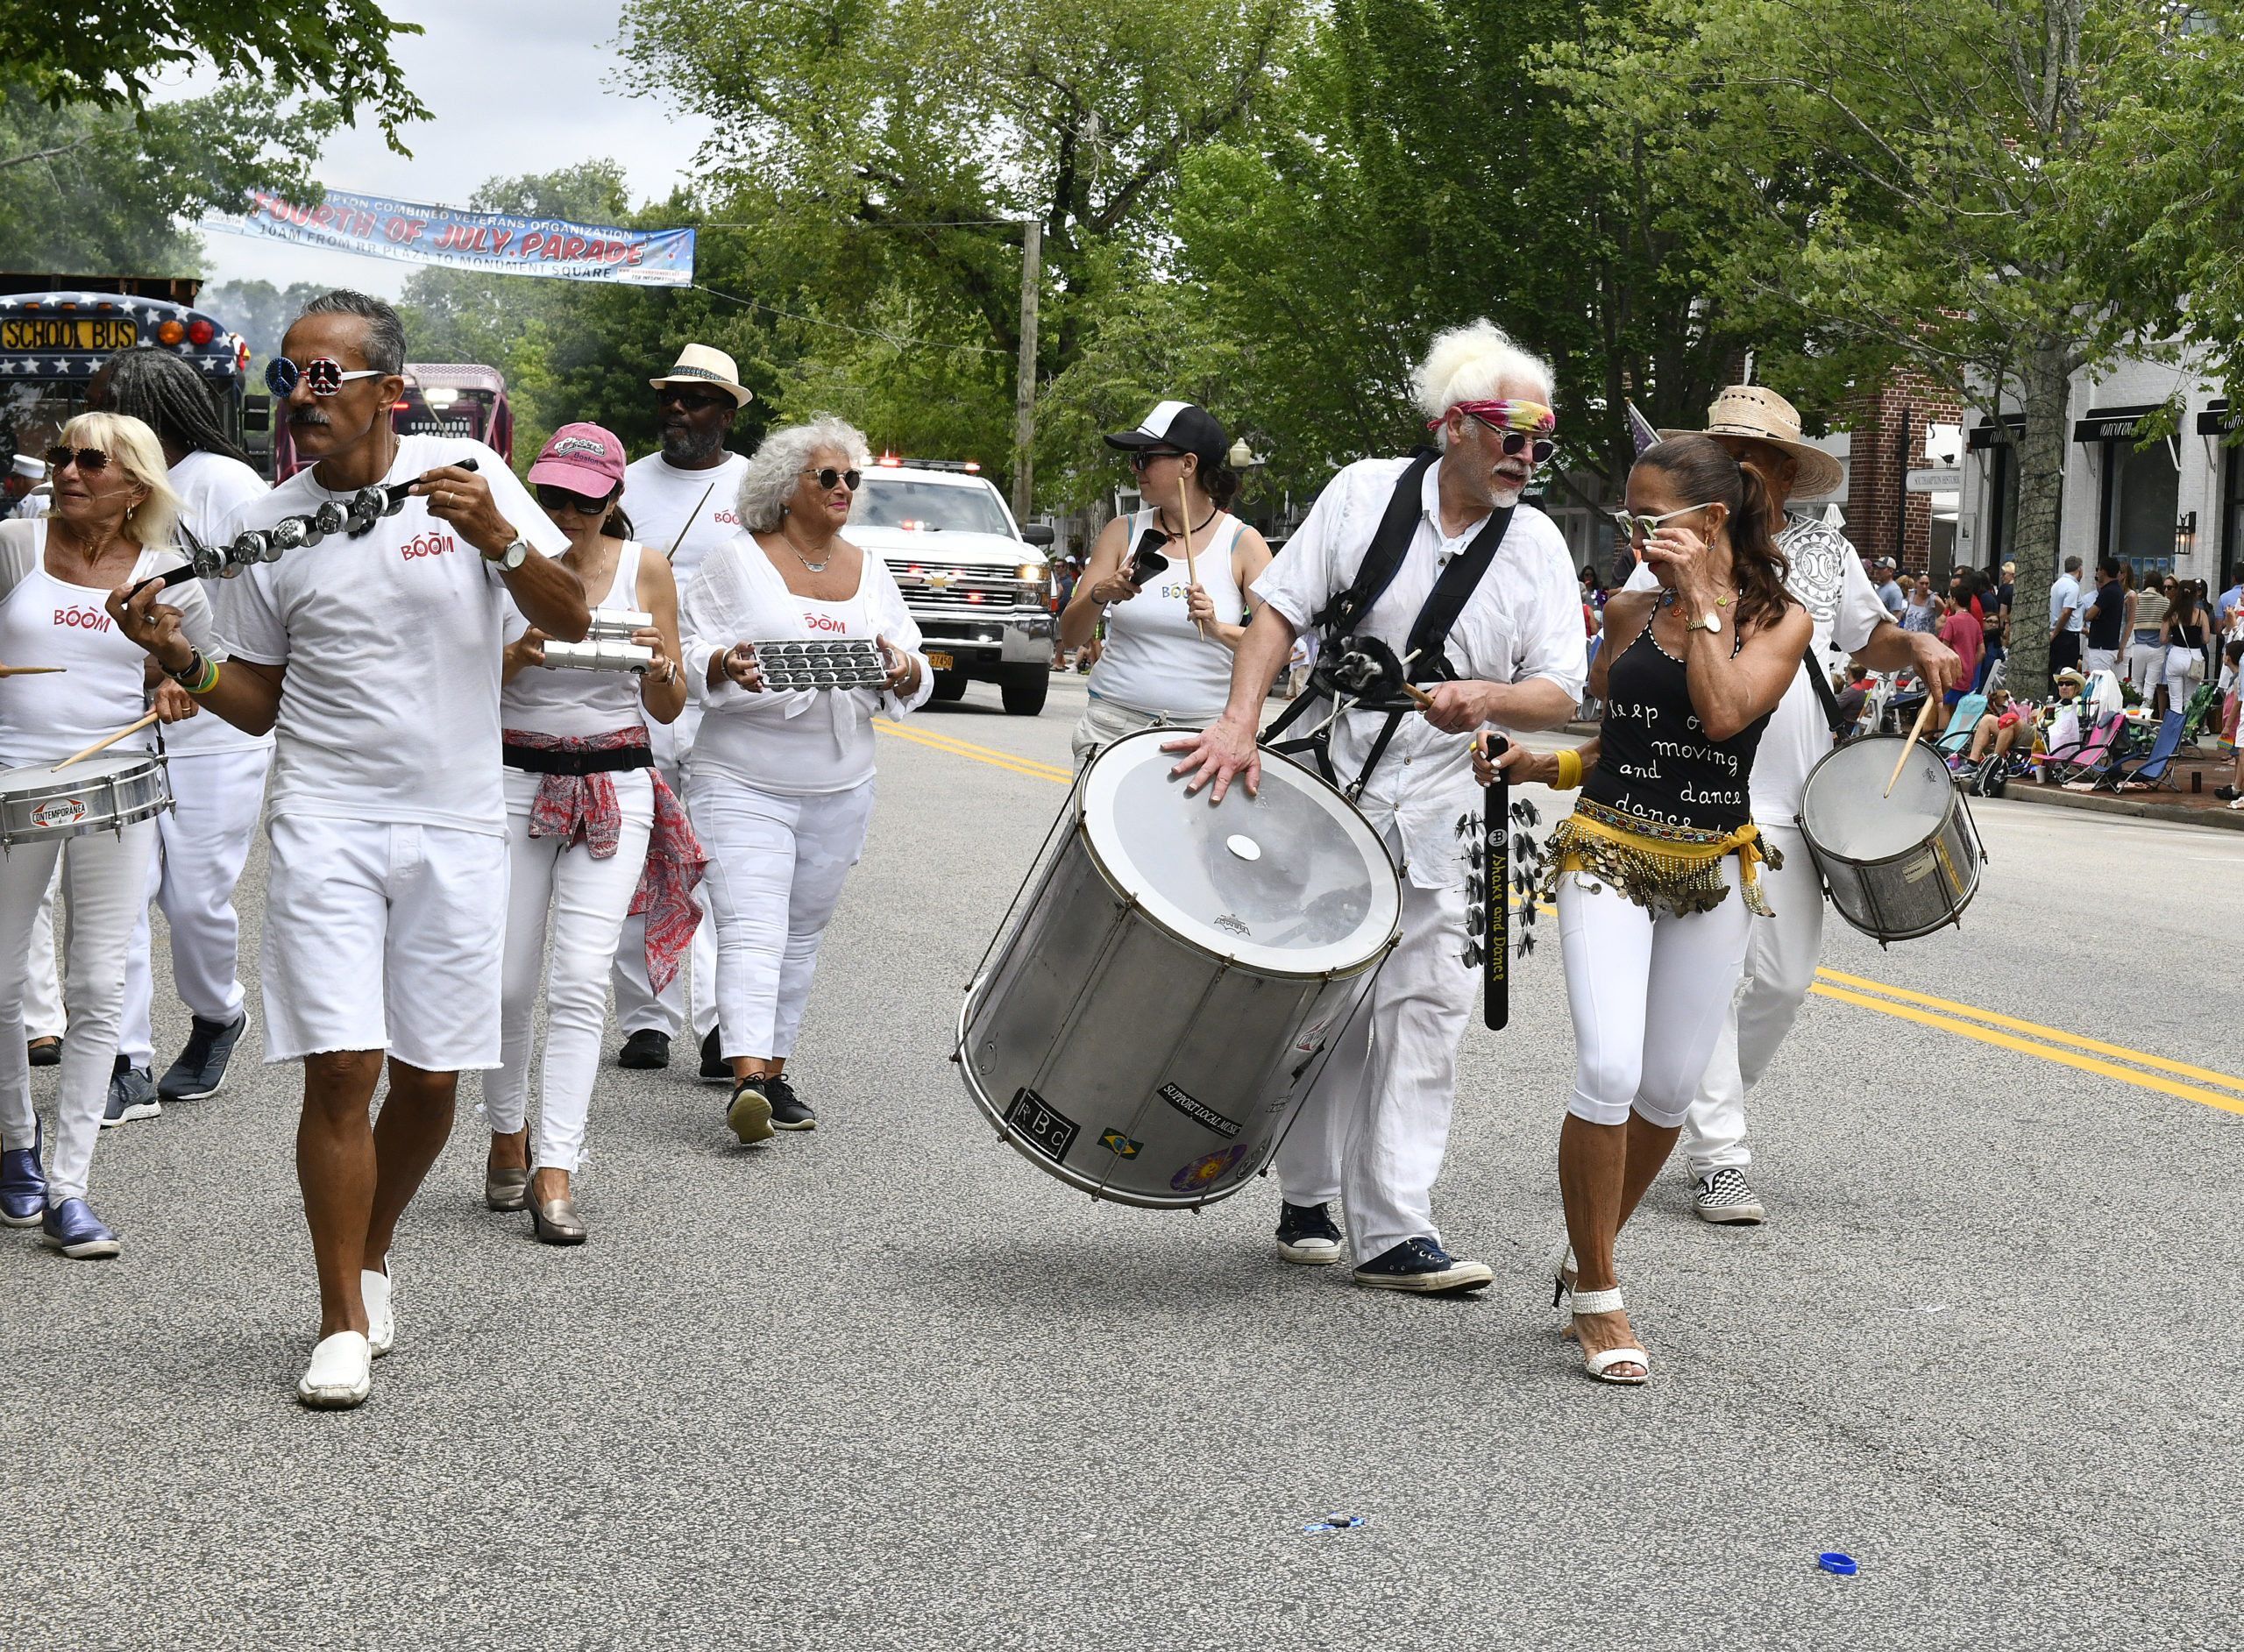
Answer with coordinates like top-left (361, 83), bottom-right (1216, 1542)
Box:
top-left (1013, 220), bottom-right (1040, 524)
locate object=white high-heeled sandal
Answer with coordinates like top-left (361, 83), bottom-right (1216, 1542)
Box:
top-left (1566, 1286), bottom-right (1649, 1384)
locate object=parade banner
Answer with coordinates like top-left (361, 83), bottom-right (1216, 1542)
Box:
top-left (207, 188), bottom-right (694, 287)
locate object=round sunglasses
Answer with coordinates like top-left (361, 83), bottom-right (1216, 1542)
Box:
top-left (535, 483), bottom-right (613, 516)
top-left (1480, 423), bottom-right (1555, 464)
top-left (801, 466), bottom-right (862, 492)
top-left (265, 357), bottom-right (384, 398)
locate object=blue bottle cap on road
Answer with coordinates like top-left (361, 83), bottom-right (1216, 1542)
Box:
top-left (1818, 1552), bottom-right (1857, 1576)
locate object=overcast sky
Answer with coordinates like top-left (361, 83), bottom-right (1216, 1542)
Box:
top-left (169, 1), bottom-right (714, 296)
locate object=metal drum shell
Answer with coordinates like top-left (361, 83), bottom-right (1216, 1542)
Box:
top-left (0, 753), bottom-right (174, 849)
top-left (958, 735), bottom-right (1400, 1209)
top-left (1797, 734), bottom-right (1983, 944)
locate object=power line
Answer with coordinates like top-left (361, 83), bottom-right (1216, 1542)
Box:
top-left (692, 283), bottom-right (1012, 356)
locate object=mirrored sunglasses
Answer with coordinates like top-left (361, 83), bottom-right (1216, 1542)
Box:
top-left (265, 357), bottom-right (383, 398)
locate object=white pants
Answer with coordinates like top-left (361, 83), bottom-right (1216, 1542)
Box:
top-left (119, 747), bottom-right (271, 1066)
top-left (611, 758), bottom-right (716, 1043)
top-left (690, 776), bottom-right (875, 1061)
top-left (487, 769), bottom-right (653, 1174)
top-left (2164, 646), bottom-right (2202, 691)
top-left (2127, 639), bottom-right (2166, 696)
top-left (1275, 834), bottom-right (1474, 1265)
top-left (1068, 697), bottom-right (1213, 769)
top-left (2084, 647), bottom-right (2120, 679)
top-left (1679, 822), bottom-right (1820, 1174)
top-left (0, 823), bottom-right (157, 1202)
top-left (1556, 860), bottom-right (1752, 1131)
top-left (260, 816), bottom-right (508, 1072)
top-left (19, 859), bottom-right (63, 1041)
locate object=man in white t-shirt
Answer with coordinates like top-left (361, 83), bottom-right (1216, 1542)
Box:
top-left (612, 344), bottom-right (752, 1078)
top-left (87, 347), bottom-right (277, 1119)
top-left (1613, 386), bottom-right (1959, 1223)
top-left (110, 291), bottom-right (587, 1410)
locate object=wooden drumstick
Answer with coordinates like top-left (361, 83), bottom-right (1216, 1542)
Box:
top-left (1885, 692), bottom-right (1938, 798)
top-left (53, 711), bottom-right (160, 773)
top-left (0, 665), bottom-right (64, 677)
top-left (1177, 476), bottom-right (1209, 638)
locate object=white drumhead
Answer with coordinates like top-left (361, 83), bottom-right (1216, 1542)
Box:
top-left (0, 752), bottom-right (160, 791)
top-left (1800, 735), bottom-right (1954, 861)
top-left (1080, 730), bottom-right (1401, 976)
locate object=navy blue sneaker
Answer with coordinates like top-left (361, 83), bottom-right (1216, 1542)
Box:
top-left (1275, 1201), bottom-right (1344, 1265)
top-left (0, 1118), bottom-right (44, 1226)
top-left (1352, 1237), bottom-right (1494, 1294)
top-left (41, 1197), bottom-right (119, 1259)
top-left (103, 1057), bottom-right (160, 1127)
top-left (158, 1012), bottom-right (246, 1103)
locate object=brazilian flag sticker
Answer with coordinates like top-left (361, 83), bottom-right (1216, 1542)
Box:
top-left (1098, 1129), bottom-right (1143, 1159)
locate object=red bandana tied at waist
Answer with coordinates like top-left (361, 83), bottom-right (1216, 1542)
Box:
top-left (502, 726), bottom-right (707, 992)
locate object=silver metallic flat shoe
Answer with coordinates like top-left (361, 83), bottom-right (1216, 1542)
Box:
top-left (530, 1194), bottom-right (586, 1246)
top-left (485, 1164), bottom-right (529, 1211)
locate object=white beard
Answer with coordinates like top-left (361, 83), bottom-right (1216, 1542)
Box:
top-left (1488, 474), bottom-right (1529, 507)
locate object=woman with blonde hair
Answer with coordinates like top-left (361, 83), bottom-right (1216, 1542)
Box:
top-left (679, 415), bottom-right (932, 1141)
top-left (0, 413), bottom-right (219, 1258)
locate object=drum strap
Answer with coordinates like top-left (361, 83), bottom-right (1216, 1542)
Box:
top-left (1804, 645), bottom-right (1853, 739)
top-left (1262, 454), bottom-right (1516, 799)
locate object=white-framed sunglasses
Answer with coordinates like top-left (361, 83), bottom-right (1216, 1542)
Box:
top-left (1608, 502), bottom-right (1715, 542)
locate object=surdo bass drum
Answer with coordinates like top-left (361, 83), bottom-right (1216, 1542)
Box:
top-left (1797, 733), bottom-right (1984, 944)
top-left (0, 752), bottom-right (172, 850)
top-left (957, 730), bottom-right (1401, 1209)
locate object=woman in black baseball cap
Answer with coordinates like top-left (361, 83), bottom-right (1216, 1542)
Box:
top-left (1058, 401), bottom-right (1274, 764)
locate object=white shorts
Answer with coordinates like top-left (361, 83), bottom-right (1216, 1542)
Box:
top-left (260, 814), bottom-right (508, 1072)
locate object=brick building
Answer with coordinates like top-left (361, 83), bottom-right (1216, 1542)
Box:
top-left (1840, 374), bottom-right (1961, 578)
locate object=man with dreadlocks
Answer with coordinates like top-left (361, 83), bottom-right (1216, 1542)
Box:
top-left (85, 347), bottom-right (273, 1114)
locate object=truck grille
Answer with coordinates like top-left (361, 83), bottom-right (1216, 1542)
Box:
top-left (885, 557), bottom-right (1038, 612)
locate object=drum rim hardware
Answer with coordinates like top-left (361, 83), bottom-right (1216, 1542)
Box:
top-left (0, 751), bottom-right (174, 850)
top-left (1796, 732), bottom-right (1985, 946)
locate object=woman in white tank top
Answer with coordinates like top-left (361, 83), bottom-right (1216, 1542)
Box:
top-left (484, 424), bottom-right (692, 1244)
top-left (1057, 401), bottom-right (1275, 765)
top-left (0, 414), bottom-right (217, 1259)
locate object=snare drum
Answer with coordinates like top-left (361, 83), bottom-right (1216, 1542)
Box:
top-left (1797, 734), bottom-right (1982, 943)
top-left (957, 730), bottom-right (1401, 1209)
top-left (0, 753), bottom-right (173, 850)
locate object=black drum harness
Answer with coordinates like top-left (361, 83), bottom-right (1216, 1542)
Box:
top-left (1260, 452), bottom-right (1516, 802)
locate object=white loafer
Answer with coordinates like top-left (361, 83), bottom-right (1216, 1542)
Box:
top-left (362, 1260), bottom-right (394, 1358)
top-left (297, 1331), bottom-right (373, 1409)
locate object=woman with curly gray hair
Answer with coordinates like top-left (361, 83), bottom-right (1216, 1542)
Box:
top-left (677, 415), bottom-right (932, 1142)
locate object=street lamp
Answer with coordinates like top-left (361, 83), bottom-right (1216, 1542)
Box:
top-left (2176, 510), bottom-right (2198, 562)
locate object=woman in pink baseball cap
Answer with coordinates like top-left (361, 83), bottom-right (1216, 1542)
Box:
top-left (482, 422), bottom-right (705, 1244)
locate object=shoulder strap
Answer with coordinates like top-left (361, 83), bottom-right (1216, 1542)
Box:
top-left (1402, 500), bottom-right (1516, 684)
top-left (1804, 648), bottom-right (1850, 737)
top-left (1310, 454), bottom-right (1438, 639)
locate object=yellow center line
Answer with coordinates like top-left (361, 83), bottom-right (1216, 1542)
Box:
top-left (875, 720), bottom-right (1075, 782)
top-left (1814, 967), bottom-right (2244, 1095)
top-left (882, 719), bottom-right (2244, 1117)
top-left (1807, 982), bottom-right (2244, 1117)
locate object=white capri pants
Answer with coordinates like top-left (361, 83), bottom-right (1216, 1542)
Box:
top-left (120, 746), bottom-right (272, 1066)
top-left (2126, 639), bottom-right (2166, 697)
top-left (0, 822), bottom-right (157, 1204)
top-left (1556, 860), bottom-right (1754, 1130)
top-left (689, 776), bottom-right (875, 1062)
top-left (1679, 821), bottom-right (1817, 1174)
top-left (19, 859), bottom-right (63, 1043)
top-left (487, 769), bottom-right (654, 1174)
top-left (611, 756), bottom-right (716, 1045)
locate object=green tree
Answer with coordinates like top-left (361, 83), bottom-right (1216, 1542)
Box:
top-left (1565, 0), bottom-right (2188, 690)
top-left (0, 0), bottom-right (425, 151)
top-left (0, 81), bottom-right (337, 273)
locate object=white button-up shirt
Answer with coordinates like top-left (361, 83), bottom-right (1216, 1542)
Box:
top-left (1254, 456), bottom-right (1585, 890)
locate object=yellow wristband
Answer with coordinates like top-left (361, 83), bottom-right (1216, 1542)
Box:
top-left (1554, 748), bottom-right (1583, 791)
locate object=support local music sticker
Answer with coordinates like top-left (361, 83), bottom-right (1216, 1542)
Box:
top-left (1170, 1145), bottom-right (1248, 1192)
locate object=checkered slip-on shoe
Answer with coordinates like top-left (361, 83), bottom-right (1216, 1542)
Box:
top-left (1692, 1167), bottom-right (1765, 1225)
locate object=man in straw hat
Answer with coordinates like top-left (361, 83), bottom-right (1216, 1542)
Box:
top-left (612, 344), bottom-right (753, 1081)
top-left (1608, 384), bottom-right (1961, 1225)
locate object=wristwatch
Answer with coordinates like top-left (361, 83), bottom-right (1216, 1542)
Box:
top-left (485, 533), bottom-right (529, 571)
top-left (1687, 612), bottom-right (1723, 634)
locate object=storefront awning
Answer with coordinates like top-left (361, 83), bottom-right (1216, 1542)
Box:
top-left (2197, 401), bottom-right (2240, 436)
top-left (1966, 415), bottom-right (2025, 450)
top-left (2072, 405), bottom-right (2159, 443)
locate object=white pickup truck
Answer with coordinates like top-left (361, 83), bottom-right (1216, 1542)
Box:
top-left (849, 458), bottom-right (1055, 715)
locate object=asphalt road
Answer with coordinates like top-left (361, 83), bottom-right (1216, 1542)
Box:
top-left (6, 669), bottom-right (2241, 1650)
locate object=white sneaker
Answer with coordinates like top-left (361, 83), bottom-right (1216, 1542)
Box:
top-left (362, 1260), bottom-right (394, 1358)
top-left (296, 1331), bottom-right (373, 1409)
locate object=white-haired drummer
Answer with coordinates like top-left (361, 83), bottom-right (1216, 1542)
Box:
top-left (0, 413), bottom-right (216, 1259)
top-left (1168, 320), bottom-right (1585, 1292)
top-left (678, 415), bottom-right (931, 1143)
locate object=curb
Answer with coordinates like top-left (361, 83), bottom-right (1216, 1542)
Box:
top-left (1996, 783), bottom-right (2244, 833)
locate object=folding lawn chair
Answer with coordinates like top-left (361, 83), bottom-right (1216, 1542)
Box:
top-left (1931, 692), bottom-right (1987, 764)
top-left (2179, 680), bottom-right (2219, 743)
top-left (2050, 712), bottom-right (2126, 786)
top-left (2095, 709), bottom-right (2185, 792)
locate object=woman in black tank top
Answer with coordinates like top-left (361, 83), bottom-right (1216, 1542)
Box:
top-left (1481, 435), bottom-right (1809, 1386)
